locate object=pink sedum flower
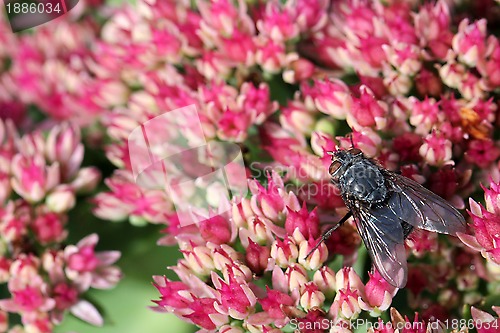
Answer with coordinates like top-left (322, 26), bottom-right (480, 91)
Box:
top-left (359, 271), bottom-right (398, 316)
top-left (348, 86), bottom-right (388, 130)
top-left (419, 132), bottom-right (453, 167)
top-left (64, 234), bottom-right (121, 291)
top-left (452, 19), bottom-right (488, 68)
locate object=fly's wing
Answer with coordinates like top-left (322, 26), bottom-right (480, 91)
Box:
top-left (385, 171), bottom-right (467, 235)
top-left (350, 202), bottom-right (407, 288)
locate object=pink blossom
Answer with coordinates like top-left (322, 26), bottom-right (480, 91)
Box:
top-left (281, 100), bottom-right (317, 136)
top-left (45, 124), bottom-right (83, 181)
top-left (415, 69), bottom-right (442, 97)
top-left (482, 41), bottom-right (500, 87)
top-left (359, 271), bottom-right (397, 315)
top-left (302, 79), bottom-right (351, 119)
top-left (313, 266), bottom-right (336, 299)
top-left (31, 212), bottom-right (67, 245)
top-left (245, 239), bottom-right (271, 275)
top-left (419, 132), bottom-right (453, 167)
top-left (152, 276), bottom-right (191, 310)
top-left (183, 297), bottom-right (220, 330)
top-left (408, 97), bottom-right (443, 134)
top-left (10, 154), bottom-right (60, 203)
top-left (458, 72), bottom-right (488, 100)
top-left (330, 286), bottom-right (361, 321)
top-left (215, 274), bottom-right (257, 319)
top-left (465, 139), bottom-right (500, 169)
top-left (249, 173), bottom-right (286, 222)
top-left (257, 3), bottom-right (299, 41)
top-left (285, 203), bottom-right (320, 241)
top-left (298, 238), bottom-right (328, 271)
top-left (452, 19), bottom-right (488, 67)
top-left (413, 1), bottom-right (453, 59)
top-left (259, 287), bottom-right (294, 320)
top-left (181, 243), bottom-right (215, 277)
top-left (483, 181), bottom-right (500, 215)
top-left (299, 282), bottom-right (325, 310)
top-left (64, 234), bottom-right (121, 290)
top-left (255, 38), bottom-right (287, 73)
top-left (283, 57), bottom-right (316, 84)
top-left (271, 237), bottom-right (299, 268)
top-left (348, 86), bottom-right (388, 130)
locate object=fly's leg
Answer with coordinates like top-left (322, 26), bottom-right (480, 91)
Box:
top-left (304, 211), bottom-right (353, 259)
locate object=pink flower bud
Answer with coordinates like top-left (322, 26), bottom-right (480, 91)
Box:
top-left (452, 19), bottom-right (487, 67)
top-left (257, 4), bottom-right (299, 42)
top-left (31, 212), bottom-right (67, 245)
top-left (465, 139), bottom-right (500, 169)
top-left (415, 69), bottom-right (442, 97)
top-left (419, 132), bottom-right (453, 167)
top-left (182, 245), bottom-right (215, 277)
top-left (211, 244), bottom-right (240, 272)
top-left (245, 239), bottom-right (271, 275)
top-left (483, 181), bottom-right (500, 215)
top-left (215, 275), bottom-right (256, 319)
top-left (335, 267), bottom-right (364, 292)
top-left (438, 61), bottom-right (466, 89)
top-left (359, 271), bottom-right (397, 315)
top-left (285, 264), bottom-right (309, 292)
top-left (348, 86), bottom-right (387, 130)
top-left (255, 38), bottom-right (287, 74)
top-left (260, 287), bottom-right (294, 319)
top-left (330, 287), bottom-right (361, 320)
top-left (250, 175), bottom-right (286, 222)
top-left (238, 82), bottom-right (278, 124)
top-left (199, 215), bottom-right (231, 245)
top-left (183, 297), bottom-right (219, 330)
top-left (11, 154), bottom-right (60, 203)
top-left (283, 57), bottom-right (316, 84)
top-left (152, 276), bottom-right (190, 310)
top-left (45, 123), bottom-right (83, 180)
top-left (280, 101), bottom-right (316, 135)
top-left (271, 237), bottom-right (299, 268)
top-left (303, 79), bottom-right (351, 120)
top-left (313, 266), bottom-right (337, 299)
top-left (45, 185), bottom-right (76, 213)
top-left (53, 283), bottom-right (79, 311)
top-left (467, 202), bottom-right (500, 264)
top-left (298, 239), bottom-right (327, 271)
top-left (299, 282), bottom-right (325, 310)
top-left (70, 167), bottom-right (101, 193)
top-left (285, 203), bottom-right (320, 242)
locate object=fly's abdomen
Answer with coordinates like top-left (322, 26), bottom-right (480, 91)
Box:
top-left (342, 161), bottom-right (387, 203)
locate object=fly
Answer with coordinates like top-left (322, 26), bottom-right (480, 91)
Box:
top-left (307, 148), bottom-right (467, 288)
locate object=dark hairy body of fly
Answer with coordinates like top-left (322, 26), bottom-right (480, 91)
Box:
top-left (338, 160), bottom-right (415, 238)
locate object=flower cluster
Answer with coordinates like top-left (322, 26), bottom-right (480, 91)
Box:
top-left (0, 120), bottom-right (120, 332)
top-left (153, 171), bottom-right (398, 332)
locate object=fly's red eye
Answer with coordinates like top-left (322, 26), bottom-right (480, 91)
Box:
top-left (329, 161), bottom-right (341, 175)
top-left (349, 148), bottom-right (362, 156)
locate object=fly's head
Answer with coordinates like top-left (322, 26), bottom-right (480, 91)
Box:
top-left (328, 148), bottom-right (364, 184)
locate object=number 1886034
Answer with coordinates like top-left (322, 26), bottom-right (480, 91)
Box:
top-left (5, 1), bottom-right (62, 15)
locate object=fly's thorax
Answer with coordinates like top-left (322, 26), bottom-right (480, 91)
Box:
top-left (339, 159), bottom-right (388, 203)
